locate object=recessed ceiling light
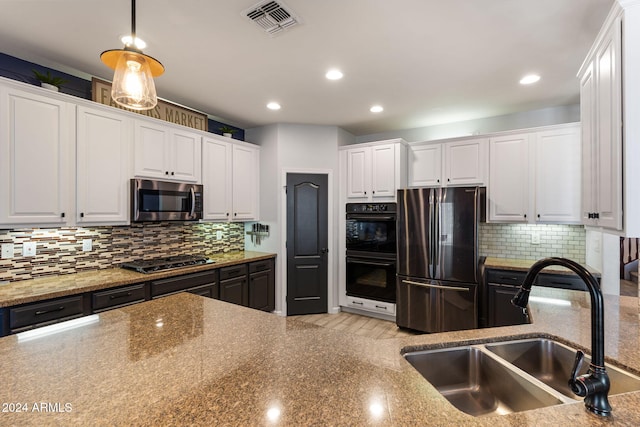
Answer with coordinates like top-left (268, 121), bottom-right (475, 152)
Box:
top-left (120, 35), bottom-right (147, 50)
top-left (370, 105), bottom-right (384, 113)
top-left (267, 102), bottom-right (281, 110)
top-left (325, 69), bottom-right (343, 80)
top-left (520, 74), bottom-right (541, 85)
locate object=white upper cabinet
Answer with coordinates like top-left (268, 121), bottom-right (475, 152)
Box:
top-left (534, 126), bottom-right (581, 223)
top-left (134, 119), bottom-right (201, 183)
top-left (202, 136), bottom-right (259, 222)
top-left (76, 105), bottom-right (132, 225)
top-left (346, 146), bottom-right (370, 199)
top-left (344, 139), bottom-right (407, 201)
top-left (408, 143), bottom-right (442, 187)
top-left (489, 133), bottom-right (530, 222)
top-left (0, 86), bottom-right (72, 226)
top-left (202, 137), bottom-right (232, 221)
top-left (408, 137), bottom-right (487, 188)
top-left (579, 12), bottom-right (622, 230)
top-left (231, 142), bottom-right (260, 221)
top-left (444, 138), bottom-right (488, 186)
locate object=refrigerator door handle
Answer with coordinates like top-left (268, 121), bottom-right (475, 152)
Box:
top-left (401, 280), bottom-right (471, 293)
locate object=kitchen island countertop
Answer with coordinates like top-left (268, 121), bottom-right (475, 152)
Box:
top-left (0, 251), bottom-right (275, 307)
top-left (0, 287), bottom-right (639, 426)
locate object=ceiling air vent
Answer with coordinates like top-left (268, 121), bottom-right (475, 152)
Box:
top-left (244, 0), bottom-right (300, 36)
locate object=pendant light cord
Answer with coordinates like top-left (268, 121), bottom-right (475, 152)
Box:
top-left (131, 0), bottom-right (136, 40)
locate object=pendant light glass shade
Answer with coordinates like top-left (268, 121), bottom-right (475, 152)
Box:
top-left (102, 49), bottom-right (161, 110)
top-left (100, 0), bottom-right (164, 110)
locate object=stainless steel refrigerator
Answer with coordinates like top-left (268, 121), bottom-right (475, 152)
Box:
top-left (396, 187), bottom-right (485, 333)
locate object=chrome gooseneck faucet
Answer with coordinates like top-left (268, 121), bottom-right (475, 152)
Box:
top-left (511, 257), bottom-right (611, 416)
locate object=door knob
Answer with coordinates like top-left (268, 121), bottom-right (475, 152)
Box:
top-left (321, 248), bottom-right (329, 254)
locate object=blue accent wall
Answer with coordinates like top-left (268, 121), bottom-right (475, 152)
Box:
top-left (0, 52), bottom-right (245, 140)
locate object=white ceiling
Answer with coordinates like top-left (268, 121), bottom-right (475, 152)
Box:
top-left (0, 0), bottom-right (614, 136)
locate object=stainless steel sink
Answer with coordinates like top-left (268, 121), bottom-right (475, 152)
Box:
top-left (403, 337), bottom-right (640, 417)
top-left (485, 338), bottom-right (640, 399)
top-left (404, 346), bottom-right (564, 416)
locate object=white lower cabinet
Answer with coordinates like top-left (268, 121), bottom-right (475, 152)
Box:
top-left (0, 86), bottom-right (73, 226)
top-left (76, 105), bottom-right (131, 225)
top-left (202, 136), bottom-right (259, 221)
top-left (345, 296), bottom-right (396, 316)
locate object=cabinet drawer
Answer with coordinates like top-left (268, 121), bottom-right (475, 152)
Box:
top-left (346, 296), bottom-right (396, 316)
top-left (535, 273), bottom-right (589, 291)
top-left (485, 270), bottom-right (526, 286)
top-left (0, 309), bottom-right (5, 337)
top-left (219, 264), bottom-right (248, 281)
top-left (186, 284), bottom-right (216, 298)
top-left (249, 259), bottom-right (273, 273)
top-left (10, 295), bottom-right (85, 331)
top-left (92, 283), bottom-right (147, 312)
top-left (151, 270), bottom-right (218, 298)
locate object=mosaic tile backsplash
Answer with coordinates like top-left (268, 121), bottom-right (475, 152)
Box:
top-left (479, 223), bottom-right (586, 263)
top-left (0, 222), bottom-right (244, 282)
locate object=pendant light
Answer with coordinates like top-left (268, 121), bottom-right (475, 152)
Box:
top-left (100, 0), bottom-right (164, 110)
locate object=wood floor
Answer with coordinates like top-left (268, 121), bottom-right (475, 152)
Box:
top-left (288, 312), bottom-right (420, 339)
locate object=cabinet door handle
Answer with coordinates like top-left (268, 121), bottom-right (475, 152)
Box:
top-left (524, 214), bottom-right (527, 219)
top-left (61, 212), bottom-right (65, 218)
top-left (80, 212), bottom-right (84, 218)
top-left (171, 172), bottom-right (175, 176)
top-left (364, 191), bottom-right (367, 195)
top-left (226, 213), bottom-right (230, 217)
top-left (437, 179), bottom-right (440, 183)
top-left (447, 178), bottom-right (450, 182)
top-left (35, 306), bottom-right (65, 316)
top-left (110, 292), bottom-right (133, 300)
top-left (165, 171), bottom-right (169, 175)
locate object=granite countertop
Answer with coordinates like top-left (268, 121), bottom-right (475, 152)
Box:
top-left (0, 251), bottom-right (275, 307)
top-left (484, 257), bottom-right (601, 276)
top-left (0, 288), bottom-right (638, 426)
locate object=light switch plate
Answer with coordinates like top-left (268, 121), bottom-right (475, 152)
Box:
top-left (82, 239), bottom-right (92, 252)
top-left (22, 242), bottom-right (36, 257)
top-left (1, 243), bottom-right (14, 259)
top-left (531, 232), bottom-right (540, 245)
top-left (216, 231), bottom-right (222, 240)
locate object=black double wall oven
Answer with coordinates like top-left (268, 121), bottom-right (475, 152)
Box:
top-left (345, 203), bottom-right (397, 303)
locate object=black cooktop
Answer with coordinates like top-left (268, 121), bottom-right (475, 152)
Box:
top-left (121, 255), bottom-right (213, 274)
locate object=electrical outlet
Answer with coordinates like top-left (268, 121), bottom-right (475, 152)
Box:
top-left (1, 243), bottom-right (14, 259)
top-left (82, 239), bottom-right (92, 252)
top-left (216, 230), bottom-right (222, 240)
top-left (531, 232), bottom-right (540, 245)
top-left (22, 242), bottom-right (36, 257)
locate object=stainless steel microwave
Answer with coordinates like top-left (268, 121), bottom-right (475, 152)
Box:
top-left (131, 179), bottom-right (203, 222)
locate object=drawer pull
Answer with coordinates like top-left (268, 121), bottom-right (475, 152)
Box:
top-left (352, 301), bottom-right (364, 305)
top-left (35, 306), bottom-right (65, 316)
top-left (375, 305), bottom-right (387, 310)
top-left (109, 292), bottom-right (133, 300)
top-left (499, 276), bottom-right (519, 281)
top-left (551, 282), bottom-right (571, 287)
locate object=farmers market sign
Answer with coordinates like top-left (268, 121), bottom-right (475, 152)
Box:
top-left (91, 78), bottom-right (208, 131)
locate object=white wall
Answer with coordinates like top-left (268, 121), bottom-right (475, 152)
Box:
top-left (245, 123), bottom-right (344, 315)
top-left (354, 104), bottom-right (580, 144)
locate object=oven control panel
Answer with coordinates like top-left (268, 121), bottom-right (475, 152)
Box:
top-left (346, 203), bottom-right (396, 213)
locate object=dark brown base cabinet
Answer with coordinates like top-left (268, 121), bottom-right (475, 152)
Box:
top-left (249, 259), bottom-right (275, 312)
top-left (483, 268), bottom-right (592, 328)
top-left (219, 264), bottom-right (249, 307)
top-left (0, 257), bottom-right (276, 337)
